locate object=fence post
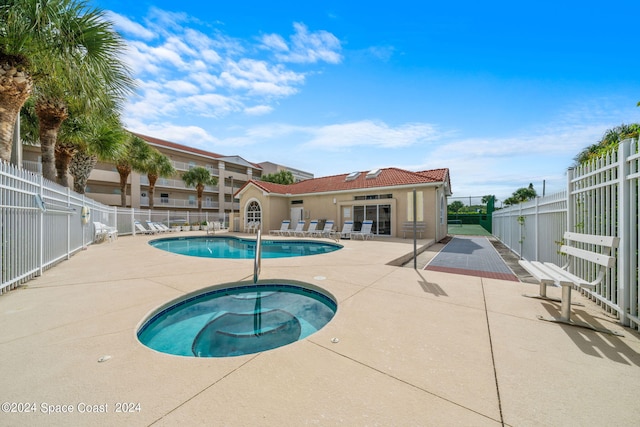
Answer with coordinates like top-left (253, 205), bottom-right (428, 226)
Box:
top-left (38, 174), bottom-right (44, 277)
top-left (566, 168), bottom-right (574, 233)
top-left (527, 197), bottom-right (540, 261)
top-left (617, 139), bottom-right (631, 326)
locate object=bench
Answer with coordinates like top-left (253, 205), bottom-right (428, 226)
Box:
top-left (518, 232), bottom-right (621, 335)
top-left (401, 222), bottom-right (426, 238)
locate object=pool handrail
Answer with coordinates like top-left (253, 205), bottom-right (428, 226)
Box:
top-left (253, 229), bottom-right (262, 283)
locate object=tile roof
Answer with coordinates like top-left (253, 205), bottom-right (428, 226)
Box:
top-left (239, 167), bottom-right (451, 196)
top-left (131, 132), bottom-right (263, 169)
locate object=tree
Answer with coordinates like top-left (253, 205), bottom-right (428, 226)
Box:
top-left (448, 200), bottom-right (464, 213)
top-left (503, 183), bottom-right (537, 206)
top-left (182, 166), bottom-right (218, 211)
top-left (481, 195), bottom-right (496, 204)
top-left (261, 170), bottom-right (295, 185)
top-left (68, 114), bottom-right (127, 194)
top-left (115, 134), bottom-right (153, 207)
top-left (140, 149), bottom-right (176, 210)
top-left (574, 123), bottom-right (640, 165)
top-left (0, 0), bottom-right (135, 175)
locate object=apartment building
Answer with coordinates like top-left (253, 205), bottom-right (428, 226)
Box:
top-left (20, 133), bottom-right (312, 221)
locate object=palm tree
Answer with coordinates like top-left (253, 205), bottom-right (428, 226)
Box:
top-left (140, 149), bottom-right (176, 210)
top-left (68, 115), bottom-right (127, 194)
top-left (115, 134), bottom-right (153, 207)
top-left (0, 0), bottom-right (135, 174)
top-left (182, 167), bottom-right (218, 211)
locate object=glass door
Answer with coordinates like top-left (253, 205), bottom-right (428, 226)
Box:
top-left (352, 204), bottom-right (391, 236)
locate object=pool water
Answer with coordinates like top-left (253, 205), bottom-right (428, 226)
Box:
top-left (149, 236), bottom-right (342, 259)
top-left (138, 283), bottom-right (337, 357)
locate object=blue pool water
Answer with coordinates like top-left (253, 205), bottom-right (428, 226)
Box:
top-left (149, 236), bottom-right (342, 259)
top-left (138, 283), bottom-right (337, 357)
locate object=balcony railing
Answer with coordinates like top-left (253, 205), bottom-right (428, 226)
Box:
top-left (139, 176), bottom-right (217, 192)
top-left (140, 197), bottom-right (222, 209)
top-left (170, 160), bottom-right (219, 175)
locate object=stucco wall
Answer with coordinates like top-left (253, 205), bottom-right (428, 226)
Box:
top-left (239, 183), bottom-right (447, 240)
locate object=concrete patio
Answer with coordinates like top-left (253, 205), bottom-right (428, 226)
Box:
top-left (0, 232), bottom-right (639, 426)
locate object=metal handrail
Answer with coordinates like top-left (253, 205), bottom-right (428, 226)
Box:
top-left (253, 228), bottom-right (262, 283)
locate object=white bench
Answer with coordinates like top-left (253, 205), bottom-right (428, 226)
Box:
top-left (518, 232), bottom-right (621, 335)
top-left (401, 222), bottom-right (426, 238)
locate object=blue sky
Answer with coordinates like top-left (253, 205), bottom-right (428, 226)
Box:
top-left (94, 0), bottom-right (640, 203)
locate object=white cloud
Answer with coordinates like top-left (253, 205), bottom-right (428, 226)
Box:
top-left (113, 9), bottom-right (336, 124)
top-left (107, 11), bottom-right (156, 40)
top-left (244, 105), bottom-right (273, 115)
top-left (302, 121), bottom-right (440, 150)
top-left (263, 22), bottom-right (343, 64)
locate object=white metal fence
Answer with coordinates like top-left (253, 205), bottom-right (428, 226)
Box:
top-left (0, 160), bottom-right (229, 294)
top-left (493, 138), bottom-right (640, 330)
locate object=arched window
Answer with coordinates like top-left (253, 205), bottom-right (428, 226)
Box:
top-left (246, 200), bottom-right (262, 225)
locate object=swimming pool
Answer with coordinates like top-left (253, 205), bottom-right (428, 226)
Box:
top-left (149, 236), bottom-right (342, 259)
top-left (137, 282), bottom-right (337, 357)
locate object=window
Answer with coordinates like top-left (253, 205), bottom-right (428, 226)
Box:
top-left (188, 195), bottom-right (196, 205)
top-left (246, 200), bottom-right (262, 224)
top-left (365, 169), bottom-right (381, 179)
top-left (161, 193), bottom-right (169, 204)
top-left (345, 171), bottom-right (360, 181)
top-left (353, 204), bottom-right (391, 236)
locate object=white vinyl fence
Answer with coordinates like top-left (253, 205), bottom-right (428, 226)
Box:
top-left (0, 161), bottom-right (228, 294)
top-left (493, 138), bottom-right (640, 330)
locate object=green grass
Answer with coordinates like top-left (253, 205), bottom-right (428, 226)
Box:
top-left (447, 224), bottom-right (492, 236)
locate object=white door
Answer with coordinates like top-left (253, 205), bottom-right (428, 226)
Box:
top-left (290, 207), bottom-right (303, 224)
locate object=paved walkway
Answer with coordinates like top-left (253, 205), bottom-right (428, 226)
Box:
top-left (0, 232), bottom-right (639, 426)
top-left (425, 236), bottom-right (519, 281)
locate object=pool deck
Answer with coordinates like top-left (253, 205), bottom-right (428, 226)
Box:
top-left (1, 231), bottom-right (639, 426)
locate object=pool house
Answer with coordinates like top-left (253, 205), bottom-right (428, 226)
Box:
top-left (235, 167), bottom-right (452, 240)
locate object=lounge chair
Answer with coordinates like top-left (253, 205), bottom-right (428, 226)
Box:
top-left (154, 222), bottom-right (174, 232)
top-left (205, 221), bottom-right (221, 235)
top-left (339, 221), bottom-right (353, 239)
top-left (93, 222), bottom-right (118, 243)
top-left (302, 220), bottom-right (319, 236)
top-left (287, 220), bottom-right (306, 236)
top-left (93, 222), bottom-right (107, 243)
top-left (351, 220), bottom-right (374, 240)
top-left (146, 220), bottom-right (165, 233)
top-left (312, 220), bottom-right (335, 238)
top-left (270, 220), bottom-right (291, 236)
top-left (134, 220), bottom-right (155, 235)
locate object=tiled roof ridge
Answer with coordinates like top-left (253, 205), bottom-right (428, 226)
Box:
top-left (243, 166), bottom-right (450, 196)
top-left (130, 131), bottom-right (263, 169)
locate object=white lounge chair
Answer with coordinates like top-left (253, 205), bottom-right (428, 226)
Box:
top-left (339, 221), bottom-right (353, 239)
top-left (93, 222), bottom-right (118, 243)
top-left (302, 220), bottom-right (319, 236)
top-left (93, 222), bottom-right (107, 243)
top-left (270, 220), bottom-right (291, 236)
top-left (154, 222), bottom-right (174, 232)
top-left (351, 220), bottom-right (374, 240)
top-left (312, 220), bottom-right (335, 238)
top-left (134, 220), bottom-right (155, 235)
top-left (205, 221), bottom-right (221, 235)
top-left (146, 220), bottom-right (165, 233)
top-left (287, 220), bottom-right (306, 236)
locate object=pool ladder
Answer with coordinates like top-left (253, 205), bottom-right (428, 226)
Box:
top-left (253, 229), bottom-right (262, 283)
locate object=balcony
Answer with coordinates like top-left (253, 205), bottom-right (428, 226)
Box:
top-left (139, 176), bottom-right (218, 192)
top-left (141, 197), bottom-right (220, 209)
top-left (171, 160), bottom-right (219, 175)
